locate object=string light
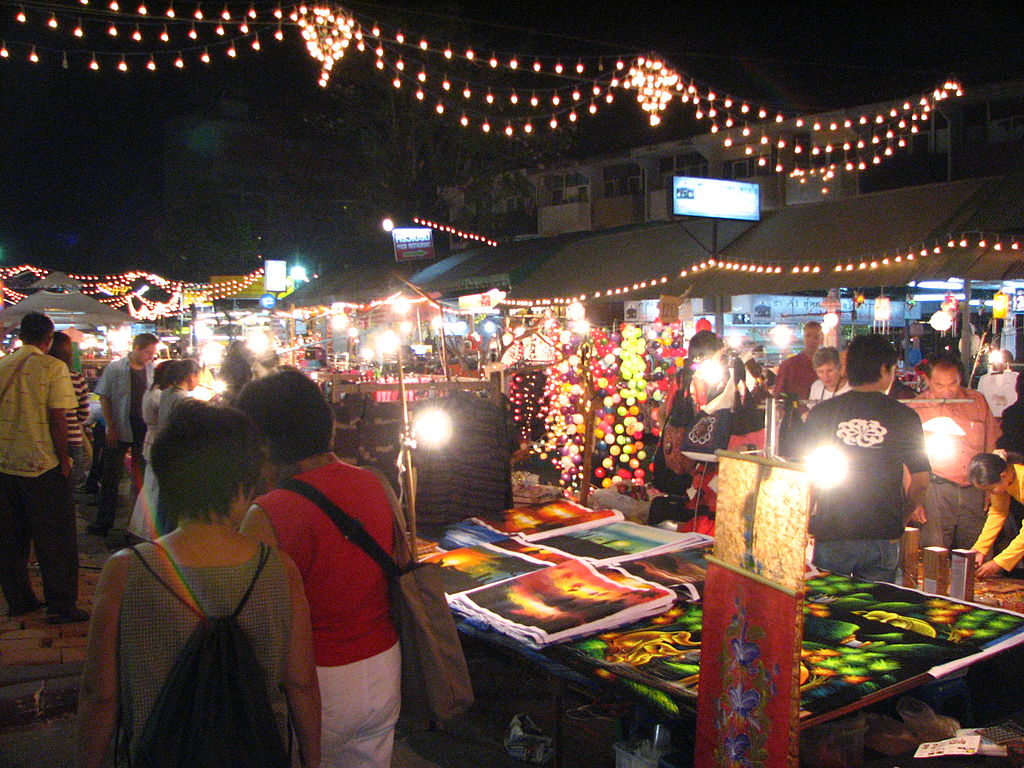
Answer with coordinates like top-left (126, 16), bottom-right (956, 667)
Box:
top-left (500, 232), bottom-right (1020, 307)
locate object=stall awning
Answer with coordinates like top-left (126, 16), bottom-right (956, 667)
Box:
top-left (507, 175), bottom-right (1024, 303)
top-left (507, 217), bottom-right (754, 301)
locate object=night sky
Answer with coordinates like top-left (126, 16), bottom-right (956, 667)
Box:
top-left (1, 0), bottom-right (1022, 276)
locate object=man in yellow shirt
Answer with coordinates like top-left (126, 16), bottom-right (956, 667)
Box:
top-left (968, 452), bottom-right (1024, 578)
top-left (0, 312), bottom-right (86, 623)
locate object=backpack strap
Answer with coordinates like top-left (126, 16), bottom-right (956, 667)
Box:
top-left (231, 542), bottom-right (270, 619)
top-left (128, 542), bottom-right (270, 620)
top-left (279, 477), bottom-right (401, 580)
top-left (129, 545), bottom-right (206, 620)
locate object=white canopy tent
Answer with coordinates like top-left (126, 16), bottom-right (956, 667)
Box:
top-left (0, 289), bottom-right (131, 329)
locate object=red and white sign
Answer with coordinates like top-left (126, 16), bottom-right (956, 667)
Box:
top-left (392, 227), bottom-right (435, 262)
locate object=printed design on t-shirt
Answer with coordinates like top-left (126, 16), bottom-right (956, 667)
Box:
top-left (835, 418), bottom-right (888, 448)
top-left (688, 415), bottom-right (717, 445)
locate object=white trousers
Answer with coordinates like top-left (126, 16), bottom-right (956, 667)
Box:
top-left (317, 641), bottom-right (401, 768)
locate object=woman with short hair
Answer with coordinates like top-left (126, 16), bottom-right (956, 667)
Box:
top-left (808, 346), bottom-right (850, 407)
top-left (237, 368), bottom-right (399, 768)
top-left (77, 400), bottom-right (321, 768)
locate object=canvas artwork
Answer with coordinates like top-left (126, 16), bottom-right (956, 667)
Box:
top-left (618, 547), bottom-right (711, 601)
top-left (448, 557), bottom-right (675, 647)
top-left (422, 543), bottom-right (553, 596)
top-left (490, 538), bottom-right (576, 565)
top-left (536, 521), bottom-right (711, 565)
top-left (799, 610), bottom-right (974, 716)
top-left (805, 574), bottom-right (1024, 654)
top-left (468, 499), bottom-right (624, 539)
top-left (563, 576), bottom-right (1023, 724)
top-left (713, 454), bottom-right (812, 593)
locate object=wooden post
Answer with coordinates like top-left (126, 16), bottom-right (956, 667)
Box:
top-left (922, 547), bottom-right (950, 595)
top-left (900, 527), bottom-right (920, 588)
top-left (578, 339), bottom-right (597, 508)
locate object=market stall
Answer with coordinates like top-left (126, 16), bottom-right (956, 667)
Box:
top-left (420, 463), bottom-right (1024, 767)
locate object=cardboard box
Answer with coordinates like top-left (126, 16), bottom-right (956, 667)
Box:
top-left (949, 549), bottom-right (976, 601)
top-left (922, 547), bottom-right (950, 595)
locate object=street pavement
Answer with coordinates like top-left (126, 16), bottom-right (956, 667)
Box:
top-left (0, 494), bottom-right (623, 768)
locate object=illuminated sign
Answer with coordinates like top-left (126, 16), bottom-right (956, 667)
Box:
top-left (264, 260), bottom-right (288, 292)
top-left (391, 228), bottom-right (435, 262)
top-left (671, 176), bottom-right (760, 221)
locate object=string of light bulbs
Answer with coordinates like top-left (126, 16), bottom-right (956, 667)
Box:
top-left (499, 231), bottom-right (1023, 308)
top-left (2, 0), bottom-right (965, 155)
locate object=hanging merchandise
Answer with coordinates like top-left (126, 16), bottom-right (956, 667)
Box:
top-left (874, 295), bottom-right (891, 334)
top-left (992, 291), bottom-right (1009, 320)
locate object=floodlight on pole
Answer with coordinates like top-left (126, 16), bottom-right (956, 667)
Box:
top-left (413, 408), bottom-right (452, 448)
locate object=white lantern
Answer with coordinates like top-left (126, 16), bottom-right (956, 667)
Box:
top-left (929, 310), bottom-right (953, 332)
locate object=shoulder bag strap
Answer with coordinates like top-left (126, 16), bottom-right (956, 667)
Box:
top-left (279, 477), bottom-right (401, 580)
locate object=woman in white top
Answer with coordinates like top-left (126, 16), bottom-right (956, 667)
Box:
top-left (140, 361), bottom-right (174, 462)
top-left (128, 359), bottom-right (200, 540)
top-left (808, 346), bottom-right (851, 407)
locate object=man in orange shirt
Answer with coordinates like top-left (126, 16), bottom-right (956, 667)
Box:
top-left (912, 354), bottom-right (1000, 549)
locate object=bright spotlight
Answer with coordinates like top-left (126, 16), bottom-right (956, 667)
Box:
top-left (769, 324), bottom-right (794, 347)
top-left (805, 444), bottom-right (848, 489)
top-left (926, 433), bottom-right (956, 463)
top-left (331, 313), bottom-right (350, 332)
top-left (413, 408), bottom-right (452, 448)
top-left (566, 301), bottom-right (586, 321)
top-left (381, 217), bottom-right (395, 232)
top-left (695, 358), bottom-right (725, 386)
top-left (377, 330), bottom-right (400, 355)
top-left (200, 341), bottom-right (225, 367)
top-left (921, 416), bottom-right (965, 463)
top-left (245, 333), bottom-right (271, 356)
top-left (289, 265), bottom-right (308, 283)
top-left (725, 333), bottom-right (744, 349)
top-left (482, 320), bottom-right (497, 335)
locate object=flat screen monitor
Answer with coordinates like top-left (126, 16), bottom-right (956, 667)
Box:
top-left (671, 176), bottom-right (760, 221)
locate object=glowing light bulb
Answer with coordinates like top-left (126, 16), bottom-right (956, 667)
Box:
top-left (805, 445), bottom-right (848, 489)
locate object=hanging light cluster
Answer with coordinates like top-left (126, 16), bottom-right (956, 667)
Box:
top-left (295, 4), bottom-right (358, 87)
top-left (622, 55), bottom-right (679, 126)
top-left (540, 323), bottom-right (589, 490)
top-left (508, 370), bottom-right (549, 444)
top-left (590, 324), bottom-right (650, 488)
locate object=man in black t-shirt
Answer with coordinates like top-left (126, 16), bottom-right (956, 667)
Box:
top-left (802, 335), bottom-right (931, 582)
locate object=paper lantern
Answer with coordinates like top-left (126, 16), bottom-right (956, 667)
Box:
top-left (929, 310), bottom-right (953, 332)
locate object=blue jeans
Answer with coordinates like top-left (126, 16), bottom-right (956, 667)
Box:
top-left (814, 539), bottom-right (900, 583)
